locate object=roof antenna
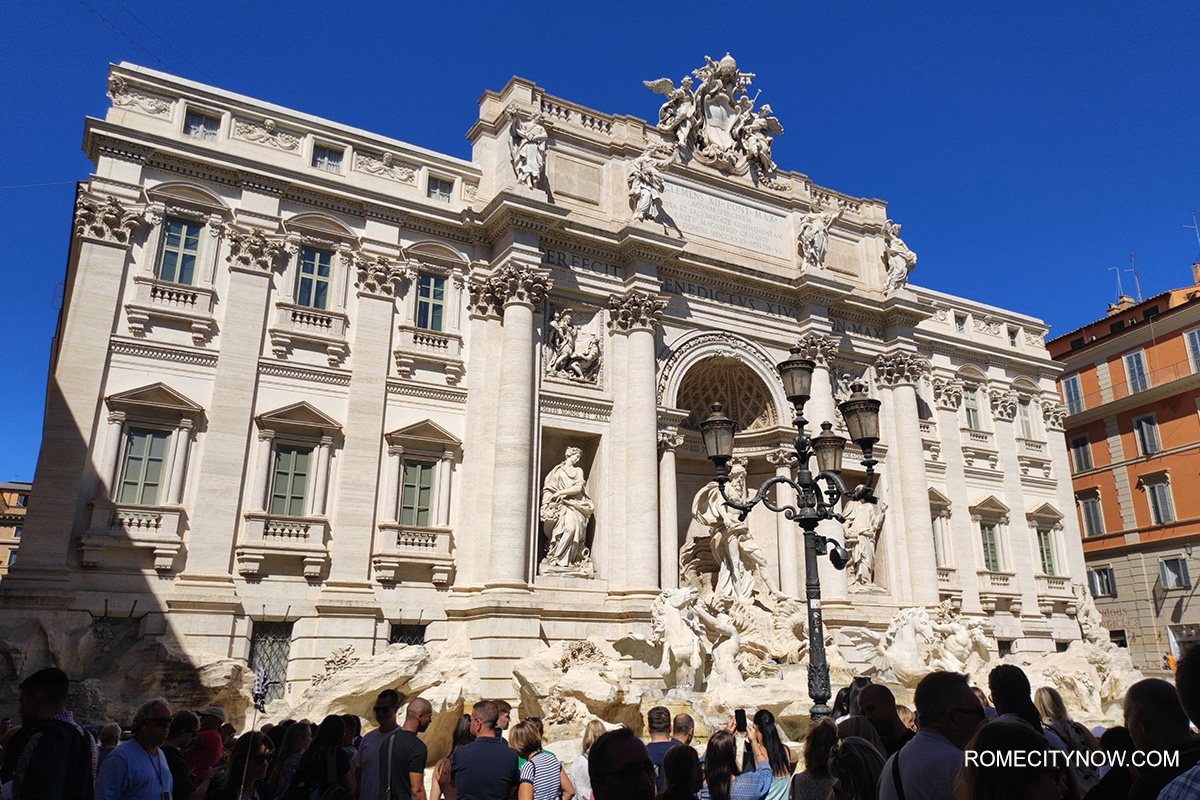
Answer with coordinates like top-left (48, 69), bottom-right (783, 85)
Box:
top-left (1129, 252), bottom-right (1142, 302)
top-left (1107, 264), bottom-right (1124, 300)
top-left (1186, 212), bottom-right (1200, 262)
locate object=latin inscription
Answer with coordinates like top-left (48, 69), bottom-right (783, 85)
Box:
top-left (662, 182), bottom-right (787, 258)
top-left (660, 278), bottom-right (798, 320)
top-left (541, 247), bottom-right (621, 277)
top-left (831, 317), bottom-right (885, 341)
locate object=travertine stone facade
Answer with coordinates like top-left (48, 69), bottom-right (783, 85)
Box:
top-left (6, 62), bottom-right (1086, 700)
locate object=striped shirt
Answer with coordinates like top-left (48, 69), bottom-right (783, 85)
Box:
top-left (519, 750), bottom-right (563, 800)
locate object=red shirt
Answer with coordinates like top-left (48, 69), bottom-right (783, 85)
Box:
top-left (185, 729), bottom-right (223, 783)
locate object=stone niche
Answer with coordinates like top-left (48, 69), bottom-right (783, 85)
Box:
top-left (537, 430), bottom-right (602, 581)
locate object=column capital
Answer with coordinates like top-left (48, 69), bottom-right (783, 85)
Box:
top-left (1042, 401), bottom-right (1067, 431)
top-left (353, 253), bottom-right (405, 297)
top-left (873, 351), bottom-right (930, 387)
top-left (657, 429), bottom-right (685, 453)
top-left (488, 264), bottom-right (552, 309)
top-left (106, 410), bottom-right (127, 426)
top-left (257, 429), bottom-right (276, 443)
top-left (766, 447), bottom-right (798, 468)
top-left (176, 418), bottom-right (195, 432)
top-left (387, 443), bottom-right (404, 458)
top-left (226, 225), bottom-right (284, 274)
top-left (74, 195), bottom-right (144, 248)
top-left (607, 290), bottom-right (668, 333)
top-left (989, 388), bottom-right (1019, 421)
top-left (793, 333), bottom-right (841, 366)
top-left (932, 376), bottom-right (964, 410)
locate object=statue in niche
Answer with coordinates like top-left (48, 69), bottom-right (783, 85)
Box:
top-left (798, 197), bottom-right (847, 270)
top-left (547, 309), bottom-right (601, 381)
top-left (509, 108), bottom-right (549, 190)
top-left (882, 220), bottom-right (917, 294)
top-left (628, 144), bottom-right (676, 224)
top-left (843, 498), bottom-right (886, 592)
top-left (539, 447), bottom-right (595, 574)
top-left (689, 460), bottom-right (780, 600)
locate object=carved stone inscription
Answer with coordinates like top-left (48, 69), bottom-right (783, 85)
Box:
top-left (661, 183), bottom-right (787, 258)
top-left (660, 278), bottom-right (797, 320)
top-left (540, 247), bottom-right (621, 277)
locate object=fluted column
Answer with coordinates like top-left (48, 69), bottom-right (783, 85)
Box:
top-left (166, 419), bottom-right (193, 505)
top-left (795, 334), bottom-right (846, 600)
top-left (609, 290), bottom-right (668, 594)
top-left (657, 429), bottom-right (685, 590)
top-left (487, 264), bottom-right (552, 589)
top-left (933, 377), bottom-right (981, 613)
top-left (766, 447), bottom-right (799, 597)
top-left (876, 352), bottom-right (939, 604)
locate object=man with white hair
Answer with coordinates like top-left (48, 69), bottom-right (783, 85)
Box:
top-left (94, 698), bottom-right (173, 800)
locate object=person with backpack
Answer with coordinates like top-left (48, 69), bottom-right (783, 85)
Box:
top-left (285, 716), bottom-right (354, 799)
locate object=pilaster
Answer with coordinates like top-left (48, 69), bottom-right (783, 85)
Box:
top-left (657, 429), bottom-right (685, 590)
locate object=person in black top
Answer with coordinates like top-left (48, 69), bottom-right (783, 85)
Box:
top-left (645, 707), bottom-right (678, 793)
top-left (287, 715), bottom-right (354, 798)
top-left (381, 697), bottom-right (432, 800)
top-left (857, 685), bottom-right (916, 757)
top-left (452, 701), bottom-right (520, 800)
top-left (162, 710), bottom-right (200, 800)
top-left (1124, 678), bottom-right (1200, 800)
top-left (13, 667), bottom-right (96, 800)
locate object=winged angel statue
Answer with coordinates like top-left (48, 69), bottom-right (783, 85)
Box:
top-left (644, 54), bottom-right (784, 183)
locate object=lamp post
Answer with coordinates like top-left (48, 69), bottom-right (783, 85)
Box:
top-left (699, 347), bottom-right (881, 719)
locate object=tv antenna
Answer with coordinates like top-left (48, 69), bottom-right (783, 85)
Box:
top-left (1108, 264), bottom-right (1125, 300)
top-left (1186, 212), bottom-right (1200, 262)
top-left (1129, 252), bottom-right (1142, 302)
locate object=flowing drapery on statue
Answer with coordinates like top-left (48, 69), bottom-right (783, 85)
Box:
top-left (539, 447), bottom-right (595, 574)
top-left (688, 461), bottom-right (776, 600)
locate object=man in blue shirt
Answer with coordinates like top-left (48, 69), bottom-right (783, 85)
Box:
top-left (95, 699), bottom-right (174, 800)
top-left (452, 701), bottom-right (519, 800)
top-left (644, 707), bottom-right (678, 792)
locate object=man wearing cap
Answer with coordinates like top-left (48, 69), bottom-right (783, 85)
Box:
top-left (185, 706), bottom-right (225, 784)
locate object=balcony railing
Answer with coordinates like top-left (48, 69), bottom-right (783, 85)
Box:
top-left (238, 512), bottom-right (329, 578)
top-left (79, 501), bottom-right (187, 572)
top-left (372, 523), bottom-right (454, 584)
top-left (1066, 357), bottom-right (1198, 413)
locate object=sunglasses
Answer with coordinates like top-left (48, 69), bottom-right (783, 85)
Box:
top-left (374, 706), bottom-right (397, 715)
top-left (145, 717), bottom-right (172, 728)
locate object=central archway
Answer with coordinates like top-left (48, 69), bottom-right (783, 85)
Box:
top-left (676, 356), bottom-right (778, 431)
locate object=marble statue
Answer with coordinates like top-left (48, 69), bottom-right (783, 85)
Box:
top-left (539, 447), bottom-right (595, 572)
top-left (617, 587), bottom-right (706, 690)
top-left (690, 461), bottom-right (777, 600)
top-left (642, 77), bottom-right (696, 148)
top-left (695, 602), bottom-right (743, 688)
top-left (1073, 581), bottom-right (1107, 645)
top-left (547, 310), bottom-right (601, 381)
top-left (841, 607), bottom-right (941, 686)
top-left (732, 104), bottom-right (782, 177)
top-left (927, 616), bottom-right (992, 674)
top-left (798, 198), bottom-right (847, 269)
top-left (509, 108), bottom-right (549, 189)
top-left (627, 144), bottom-right (675, 224)
top-left (843, 499), bottom-right (886, 591)
top-left (882, 220), bottom-right (917, 294)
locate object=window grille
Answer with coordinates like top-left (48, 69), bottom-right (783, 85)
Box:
top-left (389, 624), bottom-right (427, 646)
top-left (248, 621), bottom-right (293, 703)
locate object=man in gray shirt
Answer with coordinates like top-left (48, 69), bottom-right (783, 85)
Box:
top-left (878, 672), bottom-right (984, 800)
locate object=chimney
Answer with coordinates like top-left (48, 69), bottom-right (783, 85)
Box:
top-left (1193, 262), bottom-right (1200, 286)
top-left (1106, 295), bottom-right (1136, 316)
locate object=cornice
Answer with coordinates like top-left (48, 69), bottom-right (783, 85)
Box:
top-left (109, 337), bottom-right (219, 367)
top-left (385, 380), bottom-right (468, 404)
top-left (258, 361), bottom-right (351, 386)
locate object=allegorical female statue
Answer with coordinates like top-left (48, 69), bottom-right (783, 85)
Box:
top-left (540, 447), bottom-right (596, 571)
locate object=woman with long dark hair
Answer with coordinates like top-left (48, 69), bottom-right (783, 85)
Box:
top-left (431, 713), bottom-right (475, 800)
top-left (826, 737), bottom-right (884, 800)
top-left (701, 721), bottom-right (771, 800)
top-left (658, 744), bottom-right (702, 800)
top-left (741, 711), bottom-right (793, 800)
top-left (285, 715), bottom-right (354, 798)
top-left (209, 732), bottom-right (274, 800)
top-left (268, 720), bottom-right (311, 800)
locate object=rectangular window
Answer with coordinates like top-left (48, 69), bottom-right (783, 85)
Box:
top-left (157, 218), bottom-right (203, 285)
top-left (955, 314), bottom-right (967, 333)
top-left (1110, 630), bottom-right (1128, 648)
top-left (6, 551), bottom-right (14, 567)
top-left (248, 621), bottom-right (292, 703)
top-left (311, 145), bottom-right (343, 173)
top-left (427, 177), bottom-right (453, 202)
top-left (183, 110), bottom-right (219, 141)
top-left (980, 523), bottom-right (1001, 572)
top-left (296, 248), bottom-right (332, 310)
top-left (1088, 567), bottom-right (1117, 597)
top-left (1124, 351), bottom-right (1149, 393)
top-left (400, 461), bottom-right (435, 527)
top-left (269, 446), bottom-right (311, 517)
top-left (389, 624), bottom-right (428, 646)
top-left (997, 640), bottom-right (1014, 658)
top-left (1160, 557), bottom-right (1191, 589)
top-left (1134, 415), bottom-right (1161, 455)
top-left (15, 494), bottom-right (27, 508)
top-left (963, 386), bottom-right (982, 431)
top-left (1147, 479), bottom-right (1175, 525)
top-left (931, 515), bottom-right (949, 568)
top-left (1187, 328), bottom-right (1200, 372)
top-left (1062, 375), bottom-right (1083, 415)
top-left (117, 429), bottom-right (169, 505)
top-left (1017, 399), bottom-right (1036, 439)
top-left (1037, 529), bottom-right (1056, 575)
top-left (1070, 435), bottom-right (1093, 472)
top-left (1008, 328), bottom-right (1019, 347)
top-left (12, 526), bottom-right (20, 539)
top-left (1079, 495), bottom-right (1104, 536)
top-left (415, 274), bottom-right (446, 332)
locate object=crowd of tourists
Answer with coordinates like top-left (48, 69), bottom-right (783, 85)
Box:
top-left (4, 650), bottom-right (1200, 800)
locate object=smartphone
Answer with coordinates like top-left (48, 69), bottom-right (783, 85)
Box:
top-left (734, 709), bottom-right (747, 732)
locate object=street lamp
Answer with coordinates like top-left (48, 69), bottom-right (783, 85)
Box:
top-left (699, 346), bottom-right (881, 719)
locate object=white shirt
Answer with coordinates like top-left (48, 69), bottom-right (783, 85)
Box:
top-left (878, 728), bottom-right (962, 800)
top-left (569, 754), bottom-right (591, 800)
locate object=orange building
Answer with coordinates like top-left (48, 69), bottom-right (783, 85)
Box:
top-left (1048, 272), bottom-right (1200, 669)
top-left (0, 482), bottom-right (30, 579)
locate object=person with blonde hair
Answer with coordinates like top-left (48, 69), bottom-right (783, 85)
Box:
top-left (1033, 687), bottom-right (1099, 792)
top-left (511, 719), bottom-right (575, 800)
top-left (571, 720), bottom-right (608, 800)
top-left (827, 737), bottom-right (885, 800)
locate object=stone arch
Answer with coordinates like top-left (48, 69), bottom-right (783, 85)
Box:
top-left (146, 180), bottom-right (230, 210)
top-left (955, 364), bottom-right (988, 384)
top-left (403, 239), bottom-right (470, 267)
top-left (284, 212), bottom-right (358, 240)
top-left (658, 331), bottom-right (788, 432)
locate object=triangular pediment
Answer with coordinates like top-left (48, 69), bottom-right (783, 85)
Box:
top-left (386, 419), bottom-right (462, 450)
top-left (257, 401), bottom-right (341, 434)
top-left (106, 383), bottom-right (203, 418)
top-left (969, 495), bottom-right (1010, 517)
top-left (928, 487), bottom-right (953, 512)
top-left (1026, 502), bottom-right (1063, 524)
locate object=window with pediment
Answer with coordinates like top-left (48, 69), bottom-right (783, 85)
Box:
top-left (271, 215), bottom-right (357, 367)
top-left (970, 496), bottom-right (1011, 573)
top-left (393, 241), bottom-right (468, 385)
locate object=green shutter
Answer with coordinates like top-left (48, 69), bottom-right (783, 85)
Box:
top-left (118, 430), bottom-right (169, 505)
top-left (270, 446), bottom-right (311, 516)
top-left (400, 461), bottom-right (435, 526)
top-left (1038, 530), bottom-right (1055, 575)
top-left (981, 524), bottom-right (1000, 572)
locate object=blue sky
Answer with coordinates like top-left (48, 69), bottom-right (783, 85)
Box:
top-left (3, 1), bottom-right (1199, 480)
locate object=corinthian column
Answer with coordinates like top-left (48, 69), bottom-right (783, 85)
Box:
top-left (766, 447), bottom-right (799, 597)
top-left (609, 289), bottom-right (668, 594)
top-left (657, 429), bottom-right (685, 590)
top-left (487, 264), bottom-right (552, 589)
top-left (875, 351), bottom-right (938, 604)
